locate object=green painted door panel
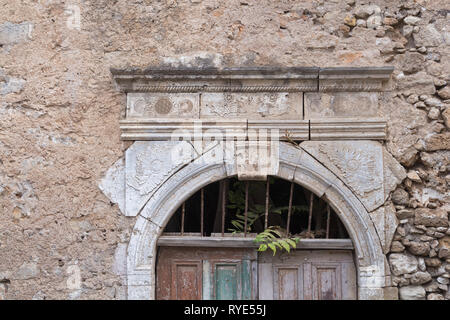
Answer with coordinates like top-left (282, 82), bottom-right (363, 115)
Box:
top-left (241, 260), bottom-right (252, 300)
top-left (215, 264), bottom-right (238, 300)
top-left (206, 259), bottom-right (252, 300)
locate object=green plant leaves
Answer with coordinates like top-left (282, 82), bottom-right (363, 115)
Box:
top-left (226, 179), bottom-right (301, 256)
top-left (258, 244), bottom-right (268, 252)
top-left (253, 226), bottom-right (299, 256)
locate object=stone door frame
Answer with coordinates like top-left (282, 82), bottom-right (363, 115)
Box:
top-left (125, 142), bottom-right (390, 300)
top-left (99, 66), bottom-right (403, 300)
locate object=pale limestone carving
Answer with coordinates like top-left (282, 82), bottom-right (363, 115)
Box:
top-left (235, 140), bottom-right (279, 180)
top-left (300, 141), bottom-right (384, 212)
top-left (98, 157), bottom-right (125, 214)
top-left (125, 141), bottom-right (194, 216)
top-left (383, 148), bottom-right (407, 201)
top-left (304, 92), bottom-right (380, 118)
top-left (200, 92), bottom-right (302, 119)
top-left (127, 93), bottom-right (199, 118)
top-left (119, 118), bottom-right (386, 141)
top-left (370, 202), bottom-right (399, 254)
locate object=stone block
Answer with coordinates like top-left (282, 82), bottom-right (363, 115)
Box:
top-left (389, 253), bottom-right (418, 276)
top-left (125, 141), bottom-right (195, 216)
top-left (235, 140), bottom-right (279, 180)
top-left (127, 93), bottom-right (200, 118)
top-left (0, 22), bottom-right (32, 46)
top-left (304, 92), bottom-right (379, 118)
top-left (200, 92), bottom-right (302, 119)
top-left (399, 286), bottom-right (426, 300)
top-left (14, 262), bottom-right (40, 280)
top-left (414, 208), bottom-right (448, 228)
top-left (98, 157), bottom-right (125, 214)
top-left (370, 202), bottom-right (399, 254)
top-left (300, 140), bottom-right (384, 212)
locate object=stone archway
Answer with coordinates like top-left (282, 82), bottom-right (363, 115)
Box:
top-left (126, 142), bottom-right (392, 300)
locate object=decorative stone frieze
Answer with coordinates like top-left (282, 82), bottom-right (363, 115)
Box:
top-left (111, 67), bottom-right (393, 142)
top-left (200, 92), bottom-right (302, 119)
top-left (127, 93), bottom-right (200, 118)
top-left (318, 67), bottom-right (393, 92)
top-left (304, 92), bottom-right (380, 119)
top-left (110, 67), bottom-right (319, 93)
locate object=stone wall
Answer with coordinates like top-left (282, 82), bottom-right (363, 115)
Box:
top-left (0, 0), bottom-right (448, 300)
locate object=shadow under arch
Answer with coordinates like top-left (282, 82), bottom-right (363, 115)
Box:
top-left (126, 142), bottom-right (389, 300)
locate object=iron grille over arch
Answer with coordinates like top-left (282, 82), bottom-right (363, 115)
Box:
top-left (163, 176), bottom-right (349, 240)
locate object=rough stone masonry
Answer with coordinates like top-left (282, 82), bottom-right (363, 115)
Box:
top-left (0, 0), bottom-right (449, 300)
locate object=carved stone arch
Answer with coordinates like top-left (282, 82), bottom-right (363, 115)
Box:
top-left (126, 142), bottom-right (389, 300)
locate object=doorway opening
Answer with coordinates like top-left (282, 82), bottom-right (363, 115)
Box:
top-left (156, 177), bottom-right (357, 300)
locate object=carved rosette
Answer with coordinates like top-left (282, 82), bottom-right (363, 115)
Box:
top-left (300, 141), bottom-right (385, 212)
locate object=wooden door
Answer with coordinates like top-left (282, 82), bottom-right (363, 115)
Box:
top-left (156, 247), bottom-right (257, 300)
top-left (258, 250), bottom-right (357, 300)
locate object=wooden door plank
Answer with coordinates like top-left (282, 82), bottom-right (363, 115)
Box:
top-left (341, 261), bottom-right (357, 300)
top-left (170, 260), bottom-right (202, 300)
top-left (303, 262), bottom-right (313, 300)
top-left (202, 260), bottom-right (212, 300)
top-left (241, 260), bottom-right (252, 300)
top-left (258, 262), bottom-right (274, 300)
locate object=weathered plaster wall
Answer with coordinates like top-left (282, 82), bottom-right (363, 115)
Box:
top-left (0, 0), bottom-right (449, 300)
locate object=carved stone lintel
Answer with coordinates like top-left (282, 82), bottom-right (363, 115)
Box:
top-left (99, 157), bottom-right (125, 214)
top-left (111, 66), bottom-right (393, 93)
top-left (111, 66), bottom-right (319, 93)
top-left (127, 93), bottom-right (199, 118)
top-left (319, 67), bottom-right (394, 92)
top-left (119, 118), bottom-right (386, 141)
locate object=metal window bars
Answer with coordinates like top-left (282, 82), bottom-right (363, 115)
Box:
top-left (175, 177), bottom-right (344, 239)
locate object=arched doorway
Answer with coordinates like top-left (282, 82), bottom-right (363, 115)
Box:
top-left (156, 176), bottom-right (356, 300)
top-left (126, 142), bottom-right (388, 300)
